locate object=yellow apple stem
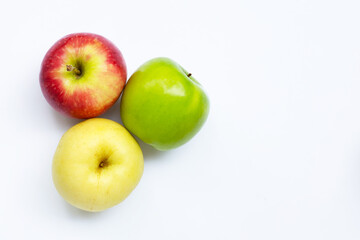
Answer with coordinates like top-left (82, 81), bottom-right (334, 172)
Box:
top-left (187, 73), bottom-right (192, 77)
top-left (66, 65), bottom-right (81, 76)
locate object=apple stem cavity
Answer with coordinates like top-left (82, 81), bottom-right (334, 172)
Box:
top-left (66, 64), bottom-right (81, 76)
top-left (187, 73), bottom-right (192, 77)
top-left (98, 158), bottom-right (109, 168)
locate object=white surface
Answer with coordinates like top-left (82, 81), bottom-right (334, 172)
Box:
top-left (1, 0), bottom-right (360, 239)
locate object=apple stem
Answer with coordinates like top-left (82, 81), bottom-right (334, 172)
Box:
top-left (187, 73), bottom-right (192, 77)
top-left (66, 65), bottom-right (81, 76)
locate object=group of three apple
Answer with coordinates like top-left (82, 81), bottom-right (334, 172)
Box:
top-left (40, 33), bottom-right (210, 212)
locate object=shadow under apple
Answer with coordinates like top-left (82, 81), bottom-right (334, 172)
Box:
top-left (134, 136), bottom-right (168, 161)
top-left (62, 200), bottom-right (108, 219)
top-left (51, 109), bottom-right (82, 132)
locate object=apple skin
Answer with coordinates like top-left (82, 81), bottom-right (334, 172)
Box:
top-left (120, 57), bottom-right (210, 151)
top-left (52, 118), bottom-right (144, 212)
top-left (40, 33), bottom-right (127, 119)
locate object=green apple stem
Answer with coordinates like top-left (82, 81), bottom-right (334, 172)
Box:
top-left (187, 73), bottom-right (192, 77)
top-left (66, 65), bottom-right (81, 76)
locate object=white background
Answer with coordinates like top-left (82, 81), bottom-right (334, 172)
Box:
top-left (1, 0), bottom-right (360, 239)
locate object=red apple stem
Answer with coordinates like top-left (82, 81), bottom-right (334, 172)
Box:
top-left (66, 65), bottom-right (81, 76)
top-left (187, 73), bottom-right (192, 77)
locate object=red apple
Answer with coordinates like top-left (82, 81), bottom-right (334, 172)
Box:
top-left (40, 33), bottom-right (127, 118)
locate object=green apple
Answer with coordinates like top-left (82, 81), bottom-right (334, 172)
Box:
top-left (52, 118), bottom-right (144, 212)
top-left (120, 57), bottom-right (210, 150)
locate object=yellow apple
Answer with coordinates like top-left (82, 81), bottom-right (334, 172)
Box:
top-left (52, 118), bottom-right (144, 212)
